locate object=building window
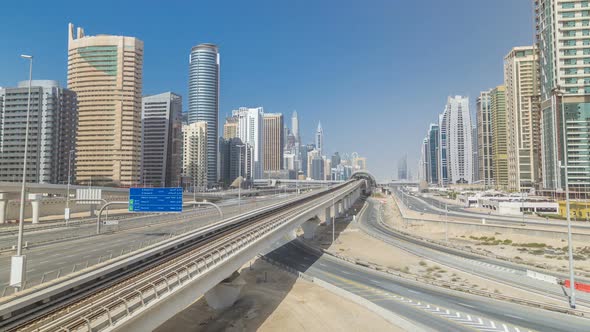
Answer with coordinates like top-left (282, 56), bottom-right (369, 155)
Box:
top-left (562, 2), bottom-right (575, 8)
top-left (562, 11), bottom-right (575, 18)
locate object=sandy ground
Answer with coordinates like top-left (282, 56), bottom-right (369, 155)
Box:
top-left (155, 258), bottom-right (402, 332)
top-left (303, 199), bottom-right (563, 305)
top-left (391, 195), bottom-right (590, 277)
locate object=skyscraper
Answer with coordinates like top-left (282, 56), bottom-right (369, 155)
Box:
top-left (427, 124), bottom-right (440, 185)
top-left (438, 109), bottom-right (449, 186)
top-left (491, 86), bottom-right (508, 190)
top-left (141, 92), bottom-right (182, 187)
top-left (440, 96), bottom-right (473, 185)
top-left (397, 155), bottom-right (408, 180)
top-left (477, 91), bottom-right (494, 187)
top-left (263, 113), bottom-right (284, 171)
top-left (188, 43), bottom-right (219, 186)
top-left (233, 107), bottom-right (264, 179)
top-left (0, 80), bottom-right (77, 184)
top-left (535, 0), bottom-right (590, 190)
top-left (182, 121), bottom-right (208, 191)
top-left (504, 46), bottom-right (541, 192)
top-left (315, 122), bottom-right (324, 156)
top-left (68, 23), bottom-right (143, 186)
top-left (291, 111), bottom-right (299, 142)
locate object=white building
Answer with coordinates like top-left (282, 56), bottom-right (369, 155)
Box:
top-left (440, 96), bottom-right (473, 185)
top-left (232, 107), bottom-right (264, 179)
top-left (182, 121), bottom-right (208, 191)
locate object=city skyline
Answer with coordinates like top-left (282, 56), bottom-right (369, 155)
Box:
top-left (0, 0), bottom-right (535, 181)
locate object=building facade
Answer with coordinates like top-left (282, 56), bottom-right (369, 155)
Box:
top-left (219, 137), bottom-right (249, 187)
top-left (398, 154), bottom-right (408, 180)
top-left (188, 43), bottom-right (220, 186)
top-left (182, 121), bottom-right (208, 191)
top-left (315, 122), bottom-right (324, 156)
top-left (68, 23), bottom-right (143, 186)
top-left (233, 107), bottom-right (264, 179)
top-left (536, 0), bottom-right (590, 190)
top-left (491, 86), bottom-right (509, 190)
top-left (504, 46), bottom-right (541, 192)
top-left (263, 113), bottom-right (284, 171)
top-left (427, 123), bottom-right (439, 185)
top-left (441, 96), bottom-right (473, 184)
top-left (223, 117), bottom-right (238, 139)
top-left (141, 92), bottom-right (182, 187)
top-left (0, 80), bottom-right (77, 184)
top-left (476, 90), bottom-right (494, 187)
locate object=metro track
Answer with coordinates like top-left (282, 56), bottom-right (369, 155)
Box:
top-left (1, 182), bottom-right (355, 332)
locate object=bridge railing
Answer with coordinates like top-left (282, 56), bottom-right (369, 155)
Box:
top-left (0, 181), bottom-right (361, 331)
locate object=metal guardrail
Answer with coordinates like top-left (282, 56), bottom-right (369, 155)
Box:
top-left (0, 181), bottom-right (362, 331)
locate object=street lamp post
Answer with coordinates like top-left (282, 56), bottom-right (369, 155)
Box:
top-left (65, 149), bottom-right (74, 226)
top-left (12, 54), bottom-right (33, 289)
top-left (554, 87), bottom-right (576, 308)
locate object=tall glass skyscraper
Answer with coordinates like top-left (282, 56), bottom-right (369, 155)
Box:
top-left (188, 43), bottom-right (220, 186)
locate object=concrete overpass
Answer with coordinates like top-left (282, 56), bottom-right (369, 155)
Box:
top-left (0, 179), bottom-right (368, 331)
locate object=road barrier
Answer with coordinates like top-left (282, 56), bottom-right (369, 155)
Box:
top-left (564, 280), bottom-right (590, 293)
top-left (526, 270), bottom-right (558, 284)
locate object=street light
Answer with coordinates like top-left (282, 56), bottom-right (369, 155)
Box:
top-left (553, 86), bottom-right (576, 309)
top-left (65, 149), bottom-right (75, 226)
top-left (12, 54), bottom-right (33, 289)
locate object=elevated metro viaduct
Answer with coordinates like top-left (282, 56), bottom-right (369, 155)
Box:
top-left (0, 178), bottom-right (374, 331)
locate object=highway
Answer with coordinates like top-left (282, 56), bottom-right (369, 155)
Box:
top-left (266, 241), bottom-right (590, 332)
top-left (360, 197), bottom-right (590, 308)
top-left (0, 194), bottom-right (291, 292)
top-left (394, 187), bottom-right (590, 230)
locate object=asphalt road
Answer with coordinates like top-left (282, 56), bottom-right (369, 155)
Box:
top-left (266, 241), bottom-right (590, 332)
top-left (395, 188), bottom-right (590, 230)
top-left (0, 194), bottom-right (291, 291)
top-left (362, 197), bottom-right (590, 308)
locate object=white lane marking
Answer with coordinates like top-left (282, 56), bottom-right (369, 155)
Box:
top-left (478, 318), bottom-right (483, 325)
top-left (515, 328), bottom-right (521, 332)
top-left (318, 263), bottom-right (326, 267)
top-left (503, 324), bottom-right (509, 332)
top-left (457, 302), bottom-right (475, 308)
top-left (407, 289), bottom-right (420, 294)
top-left (504, 313), bottom-right (523, 320)
top-left (341, 271), bottom-right (351, 275)
top-left (490, 321), bottom-right (496, 329)
top-left (466, 315), bottom-right (472, 321)
top-left (369, 279), bottom-right (381, 284)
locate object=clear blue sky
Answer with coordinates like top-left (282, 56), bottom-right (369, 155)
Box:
top-left (0, 0), bottom-right (534, 181)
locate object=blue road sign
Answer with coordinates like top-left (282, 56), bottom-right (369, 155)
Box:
top-left (129, 187), bottom-right (183, 212)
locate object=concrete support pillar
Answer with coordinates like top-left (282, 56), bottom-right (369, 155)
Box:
top-left (0, 193), bottom-right (8, 224)
top-left (301, 218), bottom-right (319, 239)
top-left (325, 206), bottom-right (332, 225)
top-left (28, 193), bottom-right (42, 224)
top-left (204, 271), bottom-right (246, 310)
